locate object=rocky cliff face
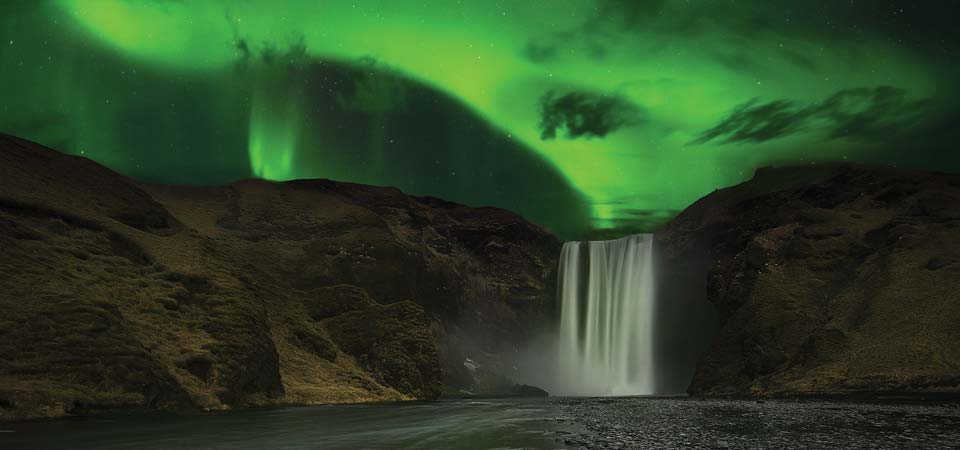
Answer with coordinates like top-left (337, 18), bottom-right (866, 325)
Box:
top-left (0, 134), bottom-right (559, 420)
top-left (657, 165), bottom-right (960, 396)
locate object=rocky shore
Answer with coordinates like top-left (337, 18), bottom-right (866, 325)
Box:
top-left (553, 397), bottom-right (960, 449)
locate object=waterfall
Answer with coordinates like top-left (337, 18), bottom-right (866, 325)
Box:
top-left (555, 234), bottom-right (656, 396)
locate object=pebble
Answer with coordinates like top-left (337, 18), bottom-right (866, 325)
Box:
top-left (548, 397), bottom-right (960, 449)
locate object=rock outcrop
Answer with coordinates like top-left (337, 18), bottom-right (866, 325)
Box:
top-left (0, 134), bottom-right (559, 420)
top-left (657, 164), bottom-right (960, 396)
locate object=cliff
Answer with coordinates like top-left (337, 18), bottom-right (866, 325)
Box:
top-left (657, 164), bottom-right (960, 396)
top-left (0, 134), bottom-right (559, 420)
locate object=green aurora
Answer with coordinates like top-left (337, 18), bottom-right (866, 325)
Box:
top-left (1, 0), bottom-right (958, 238)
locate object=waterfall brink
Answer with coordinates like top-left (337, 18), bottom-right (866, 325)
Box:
top-left (556, 234), bottom-right (656, 396)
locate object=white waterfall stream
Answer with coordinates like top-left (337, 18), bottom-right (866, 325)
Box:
top-left (555, 234), bottom-right (656, 396)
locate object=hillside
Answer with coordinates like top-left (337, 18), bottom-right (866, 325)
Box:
top-left (0, 134), bottom-right (559, 420)
top-left (657, 164), bottom-right (960, 396)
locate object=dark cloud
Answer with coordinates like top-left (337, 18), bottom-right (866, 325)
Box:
top-left (778, 48), bottom-right (819, 72)
top-left (817, 86), bottom-right (929, 139)
top-left (335, 58), bottom-right (410, 112)
top-left (692, 86), bottom-right (930, 145)
top-left (519, 0), bottom-right (668, 63)
top-left (522, 43), bottom-right (558, 63)
top-left (259, 36), bottom-right (307, 65)
top-left (691, 99), bottom-right (812, 144)
top-left (226, 4), bottom-right (307, 70)
top-left (593, 0), bottom-right (960, 53)
top-left (539, 90), bottom-right (643, 140)
top-left (235, 38), bottom-right (251, 61)
top-left (523, 1), bottom-right (960, 70)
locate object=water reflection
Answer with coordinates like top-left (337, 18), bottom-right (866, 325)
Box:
top-left (4, 399), bottom-right (570, 450)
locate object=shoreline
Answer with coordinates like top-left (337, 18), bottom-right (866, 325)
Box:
top-left (5, 391), bottom-right (959, 423)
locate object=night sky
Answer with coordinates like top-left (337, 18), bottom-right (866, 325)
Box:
top-left (1, 1), bottom-right (958, 239)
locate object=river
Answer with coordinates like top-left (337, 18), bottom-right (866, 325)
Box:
top-left (3, 397), bottom-right (958, 449)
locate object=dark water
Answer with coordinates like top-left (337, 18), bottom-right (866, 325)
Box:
top-left (3, 397), bottom-right (959, 449)
top-left (1, 399), bottom-right (567, 450)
